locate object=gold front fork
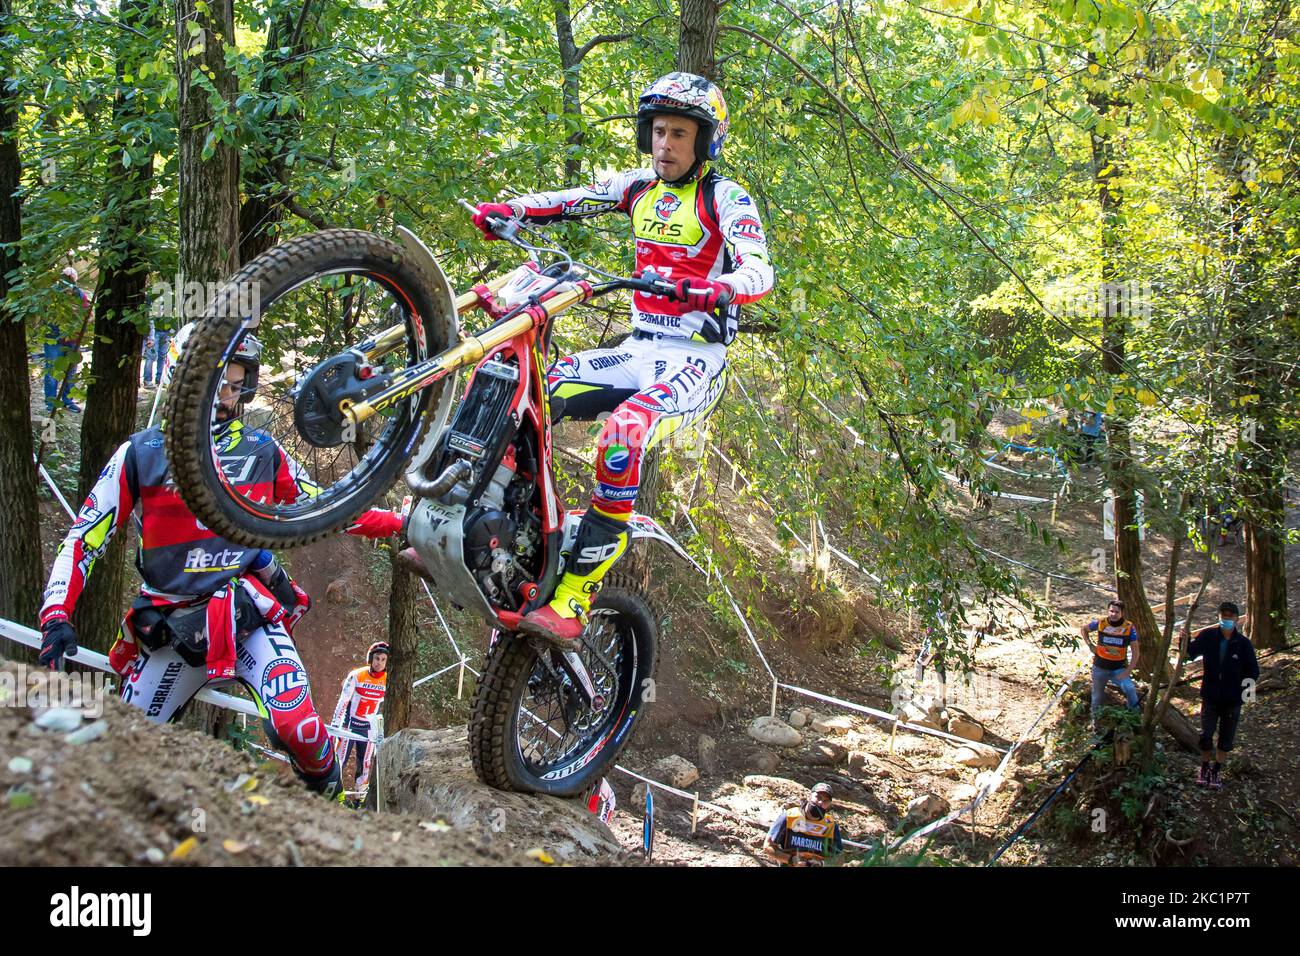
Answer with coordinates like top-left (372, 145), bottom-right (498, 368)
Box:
top-left (344, 281), bottom-right (588, 427)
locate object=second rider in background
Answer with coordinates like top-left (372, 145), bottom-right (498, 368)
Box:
top-left (473, 71), bottom-right (775, 646)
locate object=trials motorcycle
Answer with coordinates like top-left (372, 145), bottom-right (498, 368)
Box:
top-left (162, 203), bottom-right (724, 795)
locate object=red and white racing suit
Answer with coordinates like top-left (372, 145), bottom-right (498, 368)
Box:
top-left (331, 665), bottom-right (387, 789)
top-left (39, 421), bottom-right (402, 792)
top-left (508, 167), bottom-right (774, 520)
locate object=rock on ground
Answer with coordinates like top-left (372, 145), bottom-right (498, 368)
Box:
top-left (947, 717), bottom-right (985, 742)
top-left (747, 716), bottom-right (802, 748)
top-left (811, 714), bottom-right (855, 734)
top-left (952, 745), bottom-right (1000, 769)
top-left (808, 739), bottom-right (848, 766)
top-left (903, 793), bottom-right (951, 827)
top-left (379, 726), bottom-right (625, 863)
top-left (650, 754), bottom-right (700, 789)
top-left (747, 748), bottom-right (780, 774)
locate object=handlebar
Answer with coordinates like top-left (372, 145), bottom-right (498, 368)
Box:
top-left (459, 199), bottom-right (731, 309)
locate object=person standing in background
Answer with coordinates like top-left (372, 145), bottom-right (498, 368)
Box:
top-left (43, 265), bottom-right (92, 413)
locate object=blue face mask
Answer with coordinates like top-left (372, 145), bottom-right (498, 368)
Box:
top-left (1219, 620), bottom-right (1235, 633)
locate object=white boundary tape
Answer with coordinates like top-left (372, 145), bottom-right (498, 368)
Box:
top-left (939, 470), bottom-right (1054, 504)
top-left (37, 461), bottom-right (78, 520)
top-left (975, 545), bottom-right (1118, 594)
top-left (777, 682), bottom-right (1009, 752)
top-left (678, 507), bottom-right (777, 682)
top-left (0, 616), bottom-right (369, 741)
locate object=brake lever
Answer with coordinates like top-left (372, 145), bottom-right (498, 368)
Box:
top-left (457, 197), bottom-right (524, 245)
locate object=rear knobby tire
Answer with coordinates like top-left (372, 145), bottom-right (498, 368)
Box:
top-left (164, 229), bottom-right (449, 548)
top-left (469, 573), bottom-right (660, 796)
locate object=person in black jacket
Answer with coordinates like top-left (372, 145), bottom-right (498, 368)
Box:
top-left (1185, 602), bottom-right (1260, 790)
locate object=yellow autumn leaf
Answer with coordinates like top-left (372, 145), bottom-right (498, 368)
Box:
top-left (953, 97), bottom-right (977, 126)
top-left (526, 848), bottom-right (555, 865)
top-left (1032, 76), bottom-right (1047, 91)
top-left (247, 795), bottom-right (269, 806)
top-left (1136, 390), bottom-right (1158, 407)
top-left (1143, 202), bottom-right (1160, 215)
top-left (1263, 169), bottom-right (1283, 183)
top-left (1207, 68), bottom-right (1224, 90)
top-left (222, 840), bottom-right (249, 854)
top-left (170, 837), bottom-right (199, 860)
top-left (1088, 63), bottom-right (1100, 75)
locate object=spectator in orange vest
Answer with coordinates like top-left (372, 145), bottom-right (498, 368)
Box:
top-left (1080, 599), bottom-right (1141, 725)
top-left (764, 782), bottom-right (844, 866)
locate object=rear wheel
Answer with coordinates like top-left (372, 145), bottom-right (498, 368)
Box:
top-left (469, 574), bottom-right (660, 796)
top-left (164, 229), bottom-right (452, 549)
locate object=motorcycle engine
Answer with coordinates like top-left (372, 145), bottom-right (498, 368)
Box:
top-left (463, 448), bottom-right (541, 609)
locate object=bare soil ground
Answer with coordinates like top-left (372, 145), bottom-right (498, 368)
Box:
top-left (0, 663), bottom-right (578, 867)
top-left (15, 384), bottom-right (1296, 867)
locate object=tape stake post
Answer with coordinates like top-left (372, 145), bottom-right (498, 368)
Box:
top-left (457, 657), bottom-right (465, 700)
top-left (691, 792), bottom-right (700, 836)
top-left (770, 679), bottom-right (778, 719)
top-left (373, 714), bottom-right (385, 815)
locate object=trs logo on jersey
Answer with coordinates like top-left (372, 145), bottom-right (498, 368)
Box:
top-left (654, 193), bottom-right (681, 220)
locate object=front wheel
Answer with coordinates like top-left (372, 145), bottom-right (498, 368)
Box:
top-left (469, 575), bottom-right (660, 796)
top-left (163, 229), bottom-right (453, 549)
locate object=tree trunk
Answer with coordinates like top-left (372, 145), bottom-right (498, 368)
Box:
top-left (0, 0), bottom-right (43, 656)
top-left (1222, 157), bottom-right (1290, 651)
top-left (677, 0), bottom-right (723, 78)
top-left (71, 0), bottom-right (162, 653)
top-left (176, 0), bottom-right (239, 736)
top-left (551, 0), bottom-right (584, 185)
top-left (1244, 498), bottom-right (1288, 649)
top-left (238, 1), bottom-right (317, 264)
top-left (178, 0), bottom-right (239, 285)
top-left (383, 544), bottom-right (419, 732)
top-left (1090, 100), bottom-right (1160, 678)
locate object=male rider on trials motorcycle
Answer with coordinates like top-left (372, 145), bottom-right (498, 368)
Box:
top-left (473, 71), bottom-right (774, 646)
top-left (37, 332), bottom-right (405, 799)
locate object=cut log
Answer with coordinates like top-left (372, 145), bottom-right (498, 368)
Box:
top-left (1160, 703), bottom-right (1200, 752)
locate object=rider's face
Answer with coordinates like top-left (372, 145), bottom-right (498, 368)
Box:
top-left (370, 652), bottom-right (388, 673)
top-left (651, 115), bottom-right (700, 181)
top-left (215, 365), bottom-right (246, 421)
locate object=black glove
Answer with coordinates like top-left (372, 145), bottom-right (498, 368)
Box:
top-left (39, 618), bottom-right (79, 669)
